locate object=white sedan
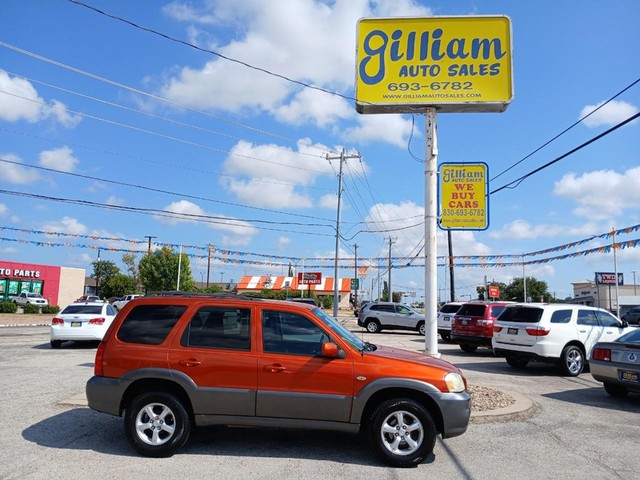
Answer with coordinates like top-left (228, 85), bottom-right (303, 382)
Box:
top-left (50, 302), bottom-right (119, 348)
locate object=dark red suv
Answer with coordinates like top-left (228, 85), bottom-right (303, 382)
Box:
top-left (451, 301), bottom-right (513, 353)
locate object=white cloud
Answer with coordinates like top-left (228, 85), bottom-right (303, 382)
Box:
top-left (554, 167), bottom-right (640, 220)
top-left (0, 153), bottom-right (40, 184)
top-left (157, 200), bottom-right (259, 243)
top-left (41, 217), bottom-right (88, 235)
top-left (0, 203), bottom-right (8, 217)
top-left (579, 99), bottom-right (639, 127)
top-left (106, 196), bottom-right (125, 206)
top-left (489, 219), bottom-right (601, 240)
top-left (0, 71), bottom-right (81, 127)
top-left (319, 193), bottom-right (338, 209)
top-left (278, 236), bottom-right (291, 247)
top-left (344, 114), bottom-right (416, 147)
top-left (39, 146), bottom-right (78, 173)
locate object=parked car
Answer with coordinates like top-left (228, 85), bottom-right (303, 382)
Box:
top-left (76, 295), bottom-right (101, 303)
top-left (492, 303), bottom-right (634, 376)
top-left (354, 300), bottom-right (371, 317)
top-left (50, 301), bottom-right (119, 348)
top-left (621, 306), bottom-right (640, 325)
top-left (437, 302), bottom-right (462, 342)
top-left (451, 301), bottom-right (513, 352)
top-left (113, 294), bottom-right (143, 310)
top-left (357, 301), bottom-right (426, 334)
top-left (14, 292), bottom-right (49, 307)
top-left (590, 327), bottom-right (640, 397)
top-left (86, 293), bottom-right (470, 466)
top-left (287, 297), bottom-right (318, 306)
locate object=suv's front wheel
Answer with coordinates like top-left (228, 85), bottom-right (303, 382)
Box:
top-left (124, 392), bottom-right (191, 457)
top-left (368, 398), bottom-right (436, 468)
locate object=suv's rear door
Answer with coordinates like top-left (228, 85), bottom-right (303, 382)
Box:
top-left (493, 305), bottom-right (546, 347)
top-left (454, 304), bottom-right (487, 336)
top-left (257, 308), bottom-right (354, 422)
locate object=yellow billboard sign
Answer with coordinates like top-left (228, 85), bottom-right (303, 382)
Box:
top-left (439, 163), bottom-right (489, 230)
top-left (356, 16), bottom-right (513, 113)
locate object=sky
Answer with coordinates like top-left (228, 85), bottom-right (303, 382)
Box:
top-left (1, 0), bottom-right (639, 302)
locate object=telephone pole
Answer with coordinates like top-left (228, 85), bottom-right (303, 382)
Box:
top-left (385, 237), bottom-right (396, 301)
top-left (326, 148), bottom-right (360, 319)
top-left (353, 243), bottom-right (358, 309)
top-left (144, 235), bottom-right (156, 255)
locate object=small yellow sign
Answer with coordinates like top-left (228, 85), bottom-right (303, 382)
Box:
top-left (356, 16), bottom-right (513, 113)
top-left (439, 163), bottom-right (489, 230)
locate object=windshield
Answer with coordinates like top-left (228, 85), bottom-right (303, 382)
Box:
top-left (440, 304), bottom-right (461, 314)
top-left (313, 309), bottom-right (365, 351)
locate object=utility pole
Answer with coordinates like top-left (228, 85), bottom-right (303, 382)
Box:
top-left (386, 237), bottom-right (396, 302)
top-left (144, 235), bottom-right (156, 255)
top-left (326, 148), bottom-right (360, 319)
top-left (206, 244), bottom-right (212, 288)
top-left (353, 243), bottom-right (358, 309)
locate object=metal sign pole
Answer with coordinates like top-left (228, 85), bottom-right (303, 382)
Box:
top-left (425, 107), bottom-right (439, 357)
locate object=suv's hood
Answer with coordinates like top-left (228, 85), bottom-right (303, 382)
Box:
top-left (369, 345), bottom-right (462, 373)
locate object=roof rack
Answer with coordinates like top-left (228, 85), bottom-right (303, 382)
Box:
top-left (144, 291), bottom-right (261, 301)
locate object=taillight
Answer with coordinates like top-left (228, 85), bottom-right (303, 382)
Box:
top-left (89, 317), bottom-right (105, 325)
top-left (52, 317), bottom-right (64, 325)
top-left (94, 341), bottom-right (106, 376)
top-left (478, 319), bottom-right (494, 326)
top-left (525, 326), bottom-right (550, 336)
top-left (493, 325), bottom-right (503, 332)
top-left (592, 347), bottom-right (611, 361)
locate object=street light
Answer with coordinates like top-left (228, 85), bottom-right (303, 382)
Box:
top-left (633, 271), bottom-right (638, 296)
top-left (220, 272), bottom-right (224, 284)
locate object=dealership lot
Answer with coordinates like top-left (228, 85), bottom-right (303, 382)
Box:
top-left (1, 322), bottom-right (639, 479)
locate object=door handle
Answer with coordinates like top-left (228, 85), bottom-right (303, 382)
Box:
top-left (264, 364), bottom-right (287, 373)
top-left (178, 358), bottom-right (202, 367)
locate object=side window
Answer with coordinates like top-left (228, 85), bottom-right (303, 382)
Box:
top-left (262, 310), bottom-right (329, 356)
top-left (117, 305), bottom-right (187, 344)
top-left (577, 309), bottom-right (598, 326)
top-left (396, 305), bottom-right (412, 314)
top-left (595, 310), bottom-right (621, 327)
top-left (550, 310), bottom-right (572, 324)
top-left (182, 307), bottom-right (251, 351)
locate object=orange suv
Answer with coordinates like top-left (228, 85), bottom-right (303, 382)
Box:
top-left (86, 293), bottom-right (471, 467)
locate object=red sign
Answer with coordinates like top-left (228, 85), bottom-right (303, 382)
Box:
top-left (298, 272), bottom-right (322, 285)
top-left (488, 285), bottom-right (500, 298)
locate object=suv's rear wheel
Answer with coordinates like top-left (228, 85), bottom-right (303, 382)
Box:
top-left (559, 345), bottom-right (584, 377)
top-left (505, 356), bottom-right (529, 369)
top-left (440, 332), bottom-right (452, 342)
top-left (368, 398), bottom-right (436, 468)
top-left (365, 319), bottom-right (381, 333)
top-left (417, 322), bottom-right (425, 336)
top-left (124, 392), bottom-right (191, 457)
top-left (459, 344), bottom-right (478, 353)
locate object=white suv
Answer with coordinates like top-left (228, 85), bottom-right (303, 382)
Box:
top-left (492, 303), bottom-right (633, 376)
top-left (437, 302), bottom-right (462, 342)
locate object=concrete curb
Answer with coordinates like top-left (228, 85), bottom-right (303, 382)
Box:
top-left (470, 389), bottom-right (536, 423)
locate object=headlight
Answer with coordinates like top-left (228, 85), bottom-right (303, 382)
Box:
top-left (444, 372), bottom-right (466, 393)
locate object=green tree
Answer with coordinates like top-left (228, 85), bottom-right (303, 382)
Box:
top-left (476, 282), bottom-right (507, 300)
top-left (101, 273), bottom-right (138, 298)
top-left (138, 246), bottom-right (195, 292)
top-left (504, 277), bottom-right (554, 303)
top-left (92, 260), bottom-right (120, 297)
top-left (121, 253), bottom-right (140, 285)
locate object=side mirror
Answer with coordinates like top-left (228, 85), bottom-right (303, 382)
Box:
top-left (621, 320), bottom-right (629, 328)
top-left (321, 342), bottom-right (341, 358)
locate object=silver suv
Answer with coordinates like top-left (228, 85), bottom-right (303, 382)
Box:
top-left (492, 303), bottom-right (633, 376)
top-left (358, 302), bottom-right (426, 334)
top-left (437, 302), bottom-right (462, 342)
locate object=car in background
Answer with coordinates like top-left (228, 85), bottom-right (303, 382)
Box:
top-left (113, 294), bottom-right (143, 310)
top-left (437, 302), bottom-right (462, 342)
top-left (621, 306), bottom-right (640, 325)
top-left (354, 300), bottom-right (371, 317)
top-left (358, 301), bottom-right (426, 334)
top-left (493, 303), bottom-right (633, 376)
top-left (50, 301), bottom-right (119, 348)
top-left (451, 301), bottom-right (513, 353)
top-left (590, 327), bottom-right (640, 396)
top-left (14, 292), bottom-right (49, 307)
top-left (76, 295), bottom-right (101, 303)
top-left (287, 298), bottom-right (318, 307)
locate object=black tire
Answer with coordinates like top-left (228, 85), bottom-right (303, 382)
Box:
top-left (50, 340), bottom-right (62, 349)
top-left (367, 398), bottom-right (437, 468)
top-left (459, 344), bottom-right (478, 353)
top-left (417, 322), bottom-right (425, 336)
top-left (559, 345), bottom-right (584, 377)
top-left (124, 392), bottom-right (191, 457)
top-left (440, 332), bottom-right (452, 343)
top-left (604, 383), bottom-right (628, 397)
top-left (505, 356), bottom-right (529, 369)
top-left (365, 319), bottom-right (381, 333)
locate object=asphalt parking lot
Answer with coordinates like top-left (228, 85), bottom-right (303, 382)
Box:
top-left (1, 319), bottom-right (639, 480)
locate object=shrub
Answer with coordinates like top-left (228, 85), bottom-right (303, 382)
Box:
top-left (41, 305), bottom-right (60, 314)
top-left (0, 301), bottom-right (18, 313)
top-left (23, 303), bottom-right (41, 314)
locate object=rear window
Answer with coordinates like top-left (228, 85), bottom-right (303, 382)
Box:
top-left (498, 306), bottom-right (543, 323)
top-left (61, 305), bottom-right (104, 315)
top-left (117, 304), bottom-right (187, 345)
top-left (456, 304), bottom-right (487, 317)
top-left (440, 304), bottom-right (461, 314)
top-left (489, 305), bottom-right (507, 318)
